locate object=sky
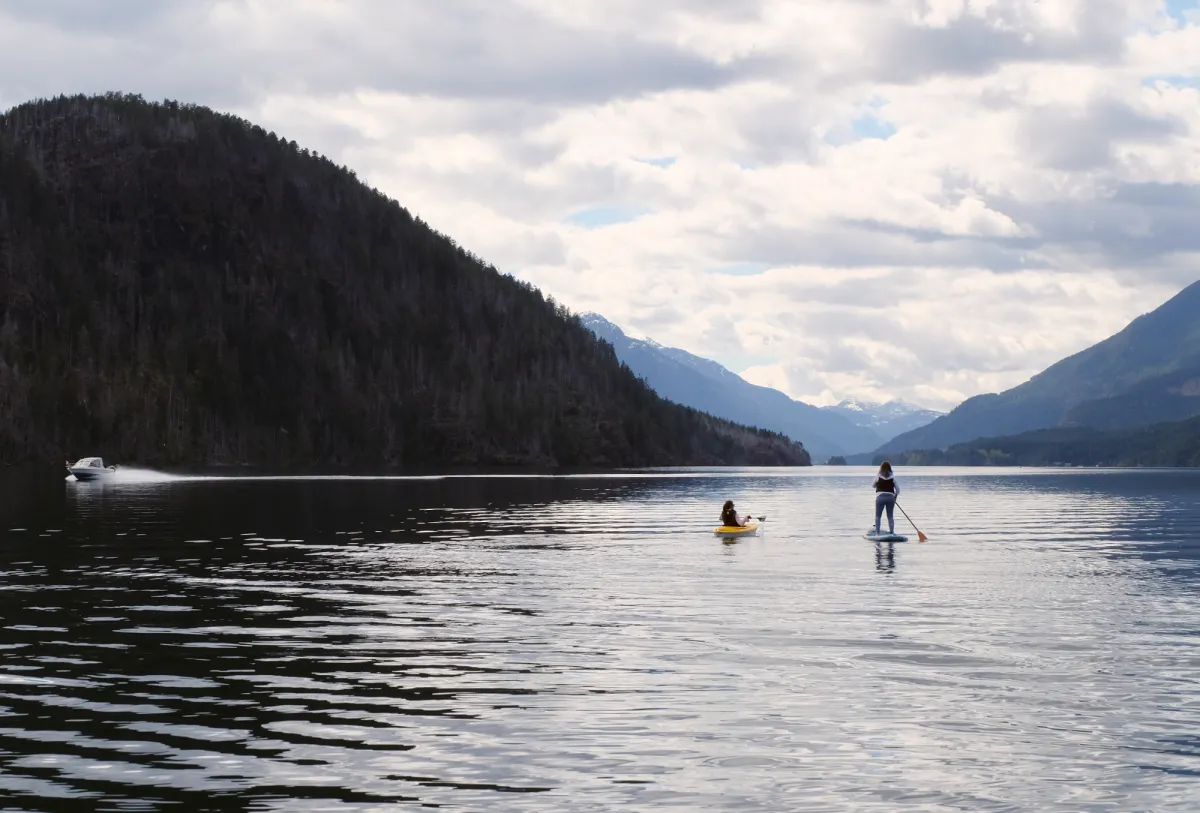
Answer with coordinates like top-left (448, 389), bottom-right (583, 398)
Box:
top-left (2, 1), bottom-right (1199, 411)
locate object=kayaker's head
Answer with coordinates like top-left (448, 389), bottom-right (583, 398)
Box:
top-left (722, 499), bottom-right (734, 511)
top-left (879, 461), bottom-right (892, 476)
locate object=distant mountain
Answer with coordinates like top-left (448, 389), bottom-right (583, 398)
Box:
top-left (821, 398), bottom-right (944, 444)
top-left (880, 280), bottom-right (1200, 454)
top-left (884, 414), bottom-right (1200, 468)
top-left (581, 314), bottom-right (882, 460)
top-left (1061, 361), bottom-right (1200, 430)
top-left (0, 93), bottom-right (811, 468)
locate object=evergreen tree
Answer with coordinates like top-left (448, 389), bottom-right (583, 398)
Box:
top-left (0, 94), bottom-right (811, 468)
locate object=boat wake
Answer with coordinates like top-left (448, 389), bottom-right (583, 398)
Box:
top-left (112, 467), bottom-right (186, 483)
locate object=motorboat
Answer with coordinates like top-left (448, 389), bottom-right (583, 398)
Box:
top-left (66, 457), bottom-right (116, 481)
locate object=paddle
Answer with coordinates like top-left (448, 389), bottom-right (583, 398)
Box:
top-left (895, 503), bottom-right (928, 542)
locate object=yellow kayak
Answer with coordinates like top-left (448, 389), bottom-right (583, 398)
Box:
top-left (713, 522), bottom-right (758, 537)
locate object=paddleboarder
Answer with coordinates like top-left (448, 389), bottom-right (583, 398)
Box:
top-left (872, 462), bottom-right (899, 536)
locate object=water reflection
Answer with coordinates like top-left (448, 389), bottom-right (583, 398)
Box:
top-left (874, 542), bottom-right (896, 573)
top-left (0, 467), bottom-right (1198, 810)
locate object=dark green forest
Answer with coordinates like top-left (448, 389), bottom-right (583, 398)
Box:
top-left (0, 93), bottom-right (810, 468)
top-left (880, 416), bottom-right (1200, 468)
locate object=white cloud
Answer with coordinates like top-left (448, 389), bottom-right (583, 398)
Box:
top-left (1, 0), bottom-right (1198, 412)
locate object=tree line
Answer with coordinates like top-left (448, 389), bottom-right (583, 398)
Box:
top-left (879, 418), bottom-right (1200, 468)
top-left (0, 93), bottom-right (811, 468)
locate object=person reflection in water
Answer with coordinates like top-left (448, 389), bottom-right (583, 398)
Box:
top-left (720, 500), bottom-right (750, 527)
top-left (875, 541), bottom-right (896, 573)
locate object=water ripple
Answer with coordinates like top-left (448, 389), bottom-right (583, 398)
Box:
top-left (0, 467), bottom-right (1198, 809)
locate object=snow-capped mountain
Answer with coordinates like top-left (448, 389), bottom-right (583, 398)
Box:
top-left (821, 398), bottom-right (945, 444)
top-left (580, 313), bottom-right (883, 460)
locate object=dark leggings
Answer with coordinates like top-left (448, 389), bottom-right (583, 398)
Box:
top-left (875, 493), bottom-right (896, 532)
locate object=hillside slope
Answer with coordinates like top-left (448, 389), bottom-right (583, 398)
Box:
top-left (880, 281), bottom-right (1200, 454)
top-left (1061, 361), bottom-right (1200, 430)
top-left (884, 416), bottom-right (1200, 468)
top-left (0, 93), bottom-right (810, 467)
top-left (581, 314), bottom-right (881, 459)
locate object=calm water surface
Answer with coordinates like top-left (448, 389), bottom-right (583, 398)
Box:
top-left (1, 466), bottom-right (1199, 811)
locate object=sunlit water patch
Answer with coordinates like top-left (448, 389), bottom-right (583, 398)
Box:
top-left (2, 467), bottom-right (1200, 810)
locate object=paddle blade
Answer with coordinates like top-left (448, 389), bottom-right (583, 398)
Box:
top-left (918, 530), bottom-right (929, 542)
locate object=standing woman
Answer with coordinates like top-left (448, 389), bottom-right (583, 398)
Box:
top-left (872, 462), bottom-right (899, 535)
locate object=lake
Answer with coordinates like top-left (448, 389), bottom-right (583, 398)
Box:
top-left (1, 466), bottom-right (1199, 811)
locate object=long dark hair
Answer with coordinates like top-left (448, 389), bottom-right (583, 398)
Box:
top-left (879, 461), bottom-right (892, 475)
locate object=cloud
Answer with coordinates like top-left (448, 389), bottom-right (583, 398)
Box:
top-left (1017, 97), bottom-right (1186, 170)
top-left (1, 0), bottom-right (186, 33)
top-left (0, 0), bottom-right (755, 109)
top-left (1, 0), bottom-right (1198, 412)
top-left (863, 0), bottom-right (1136, 84)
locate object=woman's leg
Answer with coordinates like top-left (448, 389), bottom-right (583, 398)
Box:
top-left (885, 496), bottom-right (895, 534)
top-left (874, 495), bottom-right (884, 533)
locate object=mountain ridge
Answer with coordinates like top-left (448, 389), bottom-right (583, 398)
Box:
top-left (0, 93), bottom-right (811, 468)
top-left (580, 313), bottom-right (933, 459)
top-left (883, 415), bottom-right (1200, 468)
top-left (879, 280), bottom-right (1200, 454)
top-left (822, 398), bottom-right (945, 440)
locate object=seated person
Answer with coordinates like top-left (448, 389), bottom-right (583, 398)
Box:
top-left (720, 500), bottom-right (750, 527)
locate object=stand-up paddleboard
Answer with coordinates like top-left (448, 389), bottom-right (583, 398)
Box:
top-left (864, 530), bottom-right (908, 542)
top-left (714, 522), bottom-right (758, 538)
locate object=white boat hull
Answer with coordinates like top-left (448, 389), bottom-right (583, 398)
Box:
top-left (69, 467), bottom-right (114, 481)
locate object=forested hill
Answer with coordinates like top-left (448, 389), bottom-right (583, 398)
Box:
top-left (881, 415), bottom-right (1200, 468)
top-left (879, 280), bottom-right (1200, 455)
top-left (0, 93), bottom-right (810, 468)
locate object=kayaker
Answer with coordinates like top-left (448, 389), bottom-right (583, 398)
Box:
top-left (721, 500), bottom-right (750, 527)
top-left (872, 462), bottom-right (899, 535)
